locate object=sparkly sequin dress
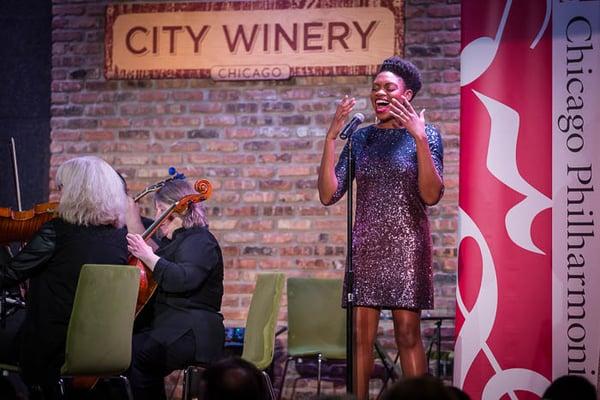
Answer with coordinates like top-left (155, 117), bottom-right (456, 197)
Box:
top-left (329, 124), bottom-right (443, 310)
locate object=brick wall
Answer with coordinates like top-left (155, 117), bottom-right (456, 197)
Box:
top-left (51, 0), bottom-right (460, 379)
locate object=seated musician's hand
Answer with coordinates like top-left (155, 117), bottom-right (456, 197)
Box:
top-left (126, 233), bottom-right (160, 270)
top-left (127, 233), bottom-right (153, 260)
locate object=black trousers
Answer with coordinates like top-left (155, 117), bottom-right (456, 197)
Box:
top-left (130, 329), bottom-right (197, 400)
top-left (0, 305), bottom-right (25, 365)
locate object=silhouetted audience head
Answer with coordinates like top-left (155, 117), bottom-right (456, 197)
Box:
top-left (542, 375), bottom-right (596, 400)
top-left (447, 385), bottom-right (471, 400)
top-left (382, 375), bottom-right (454, 400)
top-left (201, 357), bottom-right (265, 400)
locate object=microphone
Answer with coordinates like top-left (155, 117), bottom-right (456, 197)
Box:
top-left (339, 113), bottom-right (365, 140)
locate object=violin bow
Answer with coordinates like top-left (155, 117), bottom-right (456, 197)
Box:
top-left (132, 167), bottom-right (186, 202)
top-left (2, 137), bottom-right (21, 328)
top-left (9, 138), bottom-right (22, 212)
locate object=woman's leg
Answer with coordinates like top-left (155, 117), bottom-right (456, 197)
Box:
top-left (354, 306), bottom-right (380, 400)
top-left (129, 330), bottom-right (196, 400)
top-left (130, 331), bottom-right (168, 400)
top-left (391, 309), bottom-right (427, 377)
top-left (0, 306), bottom-right (25, 365)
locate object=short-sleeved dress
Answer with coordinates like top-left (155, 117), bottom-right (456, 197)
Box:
top-left (327, 124), bottom-right (444, 310)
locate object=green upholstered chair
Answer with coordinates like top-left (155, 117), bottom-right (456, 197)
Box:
top-left (0, 363), bottom-right (20, 374)
top-left (241, 272), bottom-right (285, 399)
top-left (59, 264), bottom-right (140, 398)
top-left (279, 277), bottom-right (346, 399)
top-left (182, 273), bottom-right (285, 400)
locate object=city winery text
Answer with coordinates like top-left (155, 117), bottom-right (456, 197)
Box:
top-left (124, 21), bottom-right (380, 55)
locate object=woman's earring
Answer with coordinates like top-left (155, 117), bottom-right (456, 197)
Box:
top-left (375, 116), bottom-right (379, 124)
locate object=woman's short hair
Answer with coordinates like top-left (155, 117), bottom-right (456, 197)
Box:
top-left (378, 56), bottom-right (423, 97)
top-left (154, 179), bottom-right (208, 228)
top-left (56, 156), bottom-right (127, 228)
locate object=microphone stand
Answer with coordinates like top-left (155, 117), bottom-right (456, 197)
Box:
top-left (337, 114), bottom-right (364, 394)
top-left (345, 135), bottom-right (355, 394)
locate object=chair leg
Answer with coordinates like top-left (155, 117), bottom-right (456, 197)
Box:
top-left (291, 377), bottom-right (302, 400)
top-left (316, 353), bottom-right (323, 396)
top-left (182, 365), bottom-right (206, 400)
top-left (376, 351), bottom-right (401, 400)
top-left (262, 371), bottom-right (276, 400)
top-left (58, 378), bottom-right (66, 397)
top-left (98, 375), bottom-right (134, 400)
top-left (116, 375), bottom-right (134, 400)
top-left (277, 356), bottom-right (292, 400)
top-left (182, 367), bottom-right (191, 400)
top-left (376, 382), bottom-right (386, 400)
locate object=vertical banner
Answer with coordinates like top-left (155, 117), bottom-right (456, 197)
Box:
top-left (552, 0), bottom-right (600, 386)
top-left (457, 0), bottom-right (599, 398)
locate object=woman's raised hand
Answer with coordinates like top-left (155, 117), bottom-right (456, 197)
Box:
top-left (390, 95), bottom-right (426, 140)
top-left (326, 95), bottom-right (356, 140)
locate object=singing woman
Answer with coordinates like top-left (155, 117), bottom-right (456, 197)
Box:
top-left (318, 56), bottom-right (444, 399)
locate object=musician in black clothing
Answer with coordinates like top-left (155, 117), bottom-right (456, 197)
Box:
top-left (0, 156), bottom-right (129, 399)
top-left (126, 179), bottom-right (224, 400)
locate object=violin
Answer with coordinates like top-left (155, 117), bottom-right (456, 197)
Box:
top-left (0, 138), bottom-right (59, 245)
top-left (0, 202), bottom-right (58, 245)
top-left (132, 179), bottom-right (212, 314)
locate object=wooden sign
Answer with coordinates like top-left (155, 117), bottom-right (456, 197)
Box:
top-left (105, 1), bottom-right (404, 80)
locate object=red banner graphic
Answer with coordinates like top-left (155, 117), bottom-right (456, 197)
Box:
top-left (457, 1), bottom-right (553, 398)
